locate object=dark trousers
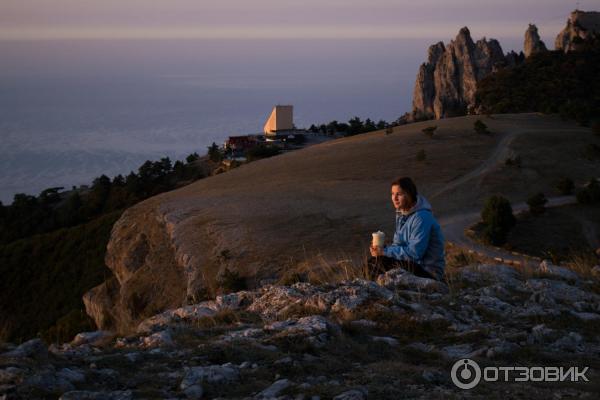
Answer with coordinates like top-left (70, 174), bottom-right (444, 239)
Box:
top-left (367, 256), bottom-right (436, 280)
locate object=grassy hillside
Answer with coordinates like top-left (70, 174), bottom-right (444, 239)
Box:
top-left (3, 114), bottom-right (599, 342)
top-left (0, 211), bottom-right (122, 343)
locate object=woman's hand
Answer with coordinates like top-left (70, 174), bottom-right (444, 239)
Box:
top-left (370, 245), bottom-right (385, 257)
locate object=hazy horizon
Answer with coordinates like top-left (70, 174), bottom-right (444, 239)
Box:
top-left (1, 0), bottom-right (594, 41)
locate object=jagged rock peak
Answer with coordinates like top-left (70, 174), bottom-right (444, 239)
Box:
top-left (524, 24), bottom-right (547, 58)
top-left (555, 10), bottom-right (600, 52)
top-left (411, 26), bottom-right (507, 120)
top-left (427, 41), bottom-right (445, 65)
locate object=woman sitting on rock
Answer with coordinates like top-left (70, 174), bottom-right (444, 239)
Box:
top-left (369, 177), bottom-right (445, 280)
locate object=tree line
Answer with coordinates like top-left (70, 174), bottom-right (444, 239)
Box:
top-left (0, 153), bottom-right (207, 246)
top-left (308, 116), bottom-right (390, 136)
top-left (475, 33), bottom-right (600, 126)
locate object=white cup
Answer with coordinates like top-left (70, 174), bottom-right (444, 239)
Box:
top-left (372, 231), bottom-right (385, 249)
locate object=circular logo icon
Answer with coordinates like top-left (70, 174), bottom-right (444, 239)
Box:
top-left (451, 358), bottom-right (481, 389)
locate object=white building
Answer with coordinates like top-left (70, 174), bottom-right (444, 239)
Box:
top-left (263, 105), bottom-right (294, 135)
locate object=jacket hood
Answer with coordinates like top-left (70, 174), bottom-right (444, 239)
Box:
top-left (398, 194), bottom-right (432, 215)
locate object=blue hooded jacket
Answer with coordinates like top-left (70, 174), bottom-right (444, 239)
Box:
top-left (383, 195), bottom-right (445, 280)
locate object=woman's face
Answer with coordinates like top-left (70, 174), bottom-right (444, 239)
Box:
top-left (391, 184), bottom-right (414, 211)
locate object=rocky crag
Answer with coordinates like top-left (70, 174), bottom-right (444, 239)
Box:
top-left (2, 260), bottom-right (600, 399)
top-left (410, 10), bottom-right (600, 120)
top-left (411, 27), bottom-right (507, 120)
top-left (555, 10), bottom-right (600, 53)
top-left (523, 24), bottom-right (547, 58)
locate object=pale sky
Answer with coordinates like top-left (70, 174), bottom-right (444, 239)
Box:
top-left (0, 0), bottom-right (595, 41)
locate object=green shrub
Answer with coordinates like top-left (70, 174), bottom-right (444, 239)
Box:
top-left (0, 211), bottom-right (120, 343)
top-left (246, 145), bottom-right (281, 161)
top-left (208, 142), bottom-right (224, 162)
top-left (583, 143), bottom-right (600, 160)
top-left (527, 192), bottom-right (548, 215)
top-left (416, 149), bottom-right (426, 161)
top-left (421, 126), bottom-right (437, 138)
top-left (217, 268), bottom-right (247, 294)
top-left (592, 122), bottom-right (600, 136)
top-left (474, 119), bottom-right (490, 135)
top-left (41, 309), bottom-right (95, 344)
top-left (576, 179), bottom-right (600, 204)
top-left (475, 35), bottom-right (600, 125)
top-left (186, 152), bottom-right (200, 163)
top-left (556, 177), bottom-right (574, 195)
top-left (505, 155), bottom-right (521, 167)
top-left (481, 195), bottom-right (515, 245)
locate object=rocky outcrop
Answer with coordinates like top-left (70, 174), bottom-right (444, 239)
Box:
top-left (411, 27), bottom-right (507, 119)
top-left (83, 203), bottom-right (188, 333)
top-left (555, 10), bottom-right (600, 52)
top-left (524, 24), bottom-right (547, 58)
top-left (3, 261), bottom-right (600, 399)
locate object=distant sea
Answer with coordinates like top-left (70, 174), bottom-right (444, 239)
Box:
top-left (0, 37), bottom-right (523, 204)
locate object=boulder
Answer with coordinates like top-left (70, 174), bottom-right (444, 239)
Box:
top-left (71, 331), bottom-right (113, 347)
top-left (264, 315), bottom-right (335, 337)
top-left (376, 268), bottom-right (448, 294)
top-left (2, 338), bottom-right (47, 359)
top-left (333, 388), bottom-right (368, 400)
top-left (180, 364), bottom-right (240, 388)
top-left (59, 391), bottom-right (133, 400)
top-left (257, 378), bottom-right (292, 398)
top-left (538, 260), bottom-right (579, 281)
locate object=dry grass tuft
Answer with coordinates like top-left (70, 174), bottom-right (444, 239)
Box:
top-left (275, 303), bottom-right (325, 321)
top-left (192, 309), bottom-right (261, 330)
top-left (443, 243), bottom-right (484, 294)
top-left (283, 251), bottom-right (374, 286)
top-left (564, 248), bottom-right (599, 278)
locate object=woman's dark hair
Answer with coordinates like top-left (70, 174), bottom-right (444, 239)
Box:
top-left (391, 177), bottom-right (418, 203)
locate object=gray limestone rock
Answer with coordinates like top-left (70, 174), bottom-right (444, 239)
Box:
top-left (376, 268), bottom-right (448, 294)
top-left (264, 315), bottom-right (335, 337)
top-left (442, 343), bottom-right (473, 359)
top-left (71, 331), bottom-right (113, 347)
top-left (370, 336), bottom-right (399, 346)
top-left (526, 279), bottom-right (598, 304)
top-left (538, 260), bottom-right (579, 281)
top-left (24, 371), bottom-right (75, 395)
top-left (2, 338), bottom-right (47, 359)
top-left (59, 391), bottom-right (133, 400)
top-left (555, 10), bottom-right (600, 53)
top-left (411, 27), bottom-right (507, 119)
top-left (183, 384), bottom-right (204, 399)
top-left (180, 364), bottom-right (240, 388)
top-left (56, 368), bottom-right (86, 384)
top-left (257, 378), bottom-right (292, 398)
top-left (333, 388), bottom-right (368, 400)
top-left (551, 332), bottom-right (584, 352)
top-left (141, 330), bottom-right (175, 348)
top-left (524, 24), bottom-right (547, 58)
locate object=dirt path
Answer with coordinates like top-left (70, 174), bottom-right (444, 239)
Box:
top-left (440, 195), bottom-right (577, 265)
top-left (427, 117), bottom-right (585, 263)
top-left (575, 214), bottom-right (600, 249)
top-left (430, 125), bottom-right (524, 200)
